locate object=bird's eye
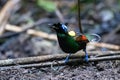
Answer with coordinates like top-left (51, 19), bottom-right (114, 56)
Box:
top-left (61, 24), bottom-right (68, 32)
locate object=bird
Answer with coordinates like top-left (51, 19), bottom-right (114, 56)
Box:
top-left (51, 23), bottom-right (89, 63)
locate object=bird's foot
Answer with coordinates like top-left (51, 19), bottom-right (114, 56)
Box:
top-left (84, 55), bottom-right (89, 62)
top-left (64, 53), bottom-right (71, 63)
top-left (64, 58), bottom-right (69, 63)
top-left (83, 49), bottom-right (89, 62)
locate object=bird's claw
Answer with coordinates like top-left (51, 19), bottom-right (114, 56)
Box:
top-left (83, 49), bottom-right (89, 62)
top-left (64, 58), bottom-right (69, 63)
top-left (84, 55), bottom-right (89, 62)
top-left (64, 53), bottom-right (71, 63)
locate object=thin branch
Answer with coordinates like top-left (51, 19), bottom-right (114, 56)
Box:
top-left (27, 29), bottom-right (57, 40)
top-left (0, 51), bottom-right (120, 67)
top-left (0, 32), bottom-right (20, 39)
top-left (88, 42), bottom-right (120, 50)
top-left (89, 55), bottom-right (120, 61)
top-left (55, 9), bottom-right (64, 23)
top-left (0, 0), bottom-right (20, 35)
top-left (4, 24), bottom-right (57, 40)
top-left (55, 1), bottom-right (65, 23)
top-left (0, 53), bottom-right (85, 66)
top-left (1, 18), bottom-right (59, 39)
top-left (77, 0), bottom-right (83, 34)
top-left (0, 55), bottom-right (120, 69)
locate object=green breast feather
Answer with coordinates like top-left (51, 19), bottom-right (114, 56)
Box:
top-left (57, 33), bottom-right (80, 53)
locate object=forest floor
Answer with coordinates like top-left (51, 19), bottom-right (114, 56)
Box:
top-left (0, 0), bottom-right (120, 80)
top-left (0, 60), bottom-right (120, 80)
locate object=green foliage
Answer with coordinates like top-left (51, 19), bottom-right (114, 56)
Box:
top-left (118, 0), bottom-right (120, 4)
top-left (70, 4), bottom-right (77, 12)
top-left (37, 0), bottom-right (56, 12)
top-left (71, 0), bottom-right (95, 12)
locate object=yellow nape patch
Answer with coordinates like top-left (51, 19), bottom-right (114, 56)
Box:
top-left (68, 31), bottom-right (76, 37)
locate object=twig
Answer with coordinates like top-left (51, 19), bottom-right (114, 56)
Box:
top-left (27, 29), bottom-right (57, 40)
top-left (0, 32), bottom-right (20, 39)
top-left (89, 55), bottom-right (120, 61)
top-left (4, 24), bottom-right (57, 40)
top-left (1, 18), bottom-right (59, 39)
top-left (0, 51), bottom-right (120, 66)
top-left (55, 1), bottom-right (64, 23)
top-left (0, 55), bottom-right (120, 69)
top-left (55, 9), bottom-right (64, 23)
top-left (77, 0), bottom-right (83, 34)
top-left (0, 0), bottom-right (20, 35)
top-left (88, 42), bottom-right (120, 50)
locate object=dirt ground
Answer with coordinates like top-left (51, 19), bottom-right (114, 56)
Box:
top-left (0, 60), bottom-right (119, 80)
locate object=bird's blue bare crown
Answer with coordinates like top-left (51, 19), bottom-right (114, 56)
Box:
top-left (52, 23), bottom-right (68, 33)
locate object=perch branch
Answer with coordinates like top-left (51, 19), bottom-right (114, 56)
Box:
top-left (0, 52), bottom-right (86, 66)
top-left (0, 51), bottom-right (120, 66)
top-left (0, 55), bottom-right (120, 69)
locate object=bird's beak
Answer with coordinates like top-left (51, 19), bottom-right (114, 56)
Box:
top-left (48, 24), bottom-right (54, 29)
top-left (48, 24), bottom-right (57, 31)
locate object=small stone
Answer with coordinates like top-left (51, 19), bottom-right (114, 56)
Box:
top-left (96, 64), bottom-right (104, 71)
top-left (60, 73), bottom-right (64, 76)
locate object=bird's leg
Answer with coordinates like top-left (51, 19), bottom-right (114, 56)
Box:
top-left (64, 53), bottom-right (71, 63)
top-left (83, 48), bottom-right (89, 62)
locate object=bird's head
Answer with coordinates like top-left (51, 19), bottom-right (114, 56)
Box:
top-left (51, 23), bottom-right (68, 33)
